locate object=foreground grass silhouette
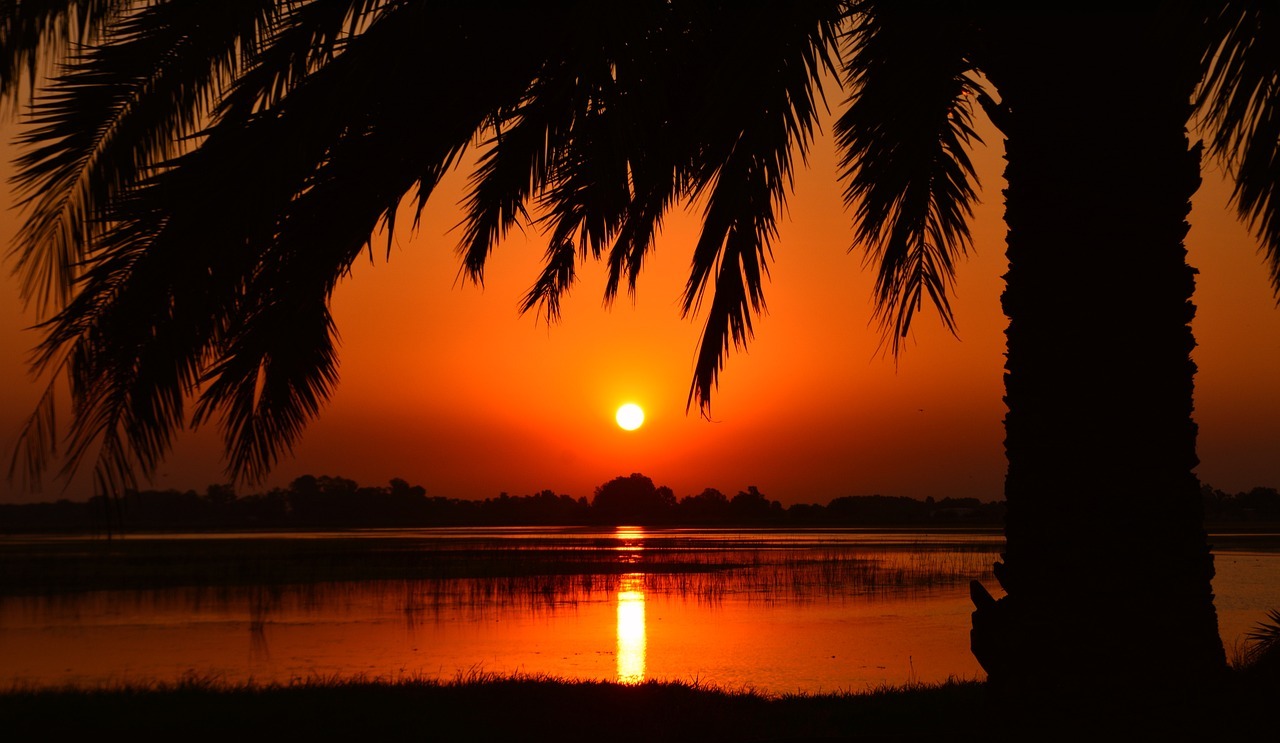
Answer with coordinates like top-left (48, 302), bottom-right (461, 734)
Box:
top-left (1, 671), bottom-right (1273, 742)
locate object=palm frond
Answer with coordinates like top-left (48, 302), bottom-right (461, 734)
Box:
top-left (473, 1), bottom-right (669, 315)
top-left (1245, 608), bottom-right (1280, 652)
top-left (5, 371), bottom-right (62, 492)
top-left (597, 51), bottom-right (692, 306)
top-left (603, 167), bottom-right (680, 305)
top-left (679, 1), bottom-right (841, 414)
top-left (0, 0), bottom-right (116, 106)
top-left (7, 0), bottom-right (854, 489)
top-left (508, 1), bottom-right (842, 417)
top-left (835, 4), bottom-right (983, 356)
top-left (1241, 608), bottom-right (1280, 674)
top-left (521, 102), bottom-right (636, 320)
top-left (1198, 0), bottom-right (1280, 298)
top-left (683, 152), bottom-right (777, 414)
top-left (218, 0), bottom-right (395, 120)
top-left (521, 237), bottom-right (580, 322)
top-left (456, 54), bottom-right (584, 283)
top-left (527, 4), bottom-right (686, 316)
top-left (190, 8), bottom-right (533, 480)
top-left (11, 0), bottom-right (569, 489)
top-left (195, 295), bottom-right (340, 484)
top-left (470, 39), bottom-right (662, 303)
top-left (552, 20), bottom-right (690, 311)
top-left (436, 1), bottom-right (843, 415)
top-left (9, 0), bottom-right (283, 313)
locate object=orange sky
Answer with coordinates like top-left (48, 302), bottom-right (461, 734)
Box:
top-left (3, 110), bottom-right (1279, 506)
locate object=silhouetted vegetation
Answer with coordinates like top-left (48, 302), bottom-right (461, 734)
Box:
top-left (5, 473), bottom-right (1274, 530)
top-left (0, 472), bottom-right (1015, 533)
top-left (0, 668), bottom-right (1273, 742)
top-left (591, 474), bottom-right (677, 525)
top-left (8, 472), bottom-right (1278, 534)
top-left (1201, 485), bottom-right (1280, 525)
top-left (0, 675), bottom-right (998, 742)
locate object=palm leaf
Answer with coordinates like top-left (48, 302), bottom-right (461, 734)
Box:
top-left (457, 54), bottom-right (584, 283)
top-left (9, 0), bottom-right (283, 313)
top-left (0, 0), bottom-right (116, 105)
top-left (12, 0), bottom-right (573, 489)
top-left (507, 1), bottom-right (841, 415)
top-left (526, 12), bottom-right (689, 318)
top-left (679, 1), bottom-right (841, 413)
top-left (1198, 0), bottom-right (1280, 297)
top-left (1242, 608), bottom-right (1280, 673)
top-left (835, 3), bottom-right (983, 356)
top-left (218, 0), bottom-right (397, 122)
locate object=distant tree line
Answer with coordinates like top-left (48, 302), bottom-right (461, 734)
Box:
top-left (2, 473), bottom-right (1275, 534)
top-left (1201, 484), bottom-right (1280, 524)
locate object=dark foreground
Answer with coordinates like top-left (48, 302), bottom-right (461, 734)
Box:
top-left (1, 673), bottom-right (1273, 742)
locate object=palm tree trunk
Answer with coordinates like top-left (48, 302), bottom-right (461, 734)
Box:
top-left (972, 9), bottom-right (1227, 699)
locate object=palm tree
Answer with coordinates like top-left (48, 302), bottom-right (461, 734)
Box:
top-left (962, 7), bottom-right (1225, 700)
top-left (3, 0), bottom-right (1277, 698)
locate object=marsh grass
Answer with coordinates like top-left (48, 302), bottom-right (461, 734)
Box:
top-left (1, 541), bottom-right (998, 636)
top-left (0, 531), bottom-right (998, 603)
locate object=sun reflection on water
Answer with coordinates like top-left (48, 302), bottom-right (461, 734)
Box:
top-left (616, 572), bottom-right (646, 684)
top-left (614, 526), bottom-right (647, 683)
top-left (613, 525), bottom-right (646, 564)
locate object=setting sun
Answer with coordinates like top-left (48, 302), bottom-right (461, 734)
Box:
top-left (615, 403), bottom-right (645, 431)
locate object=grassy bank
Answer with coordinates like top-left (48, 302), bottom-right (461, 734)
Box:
top-left (0, 674), bottom-right (988, 741)
top-left (1, 672), bottom-right (1273, 742)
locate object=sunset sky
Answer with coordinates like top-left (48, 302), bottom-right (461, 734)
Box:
top-left (3, 108), bottom-right (1280, 507)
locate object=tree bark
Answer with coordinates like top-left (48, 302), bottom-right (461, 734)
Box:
top-left (971, 8), bottom-right (1227, 701)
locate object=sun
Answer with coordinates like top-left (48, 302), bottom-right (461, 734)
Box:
top-left (615, 403), bottom-right (645, 431)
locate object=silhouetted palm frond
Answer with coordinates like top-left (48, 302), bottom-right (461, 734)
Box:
top-left (677, 1), bottom-right (842, 413)
top-left (1246, 609), bottom-right (1280, 653)
top-left (8, 1), bottom-right (568, 490)
top-left (0, 0), bottom-right (116, 104)
top-left (1198, 0), bottom-right (1280, 298)
top-left (10, 0), bottom-right (282, 311)
top-left (494, 1), bottom-right (844, 414)
top-left (835, 3), bottom-right (983, 355)
top-left (187, 1), bottom-right (551, 482)
top-left (7, 0), bottom-right (971, 488)
top-left (522, 1), bottom-right (687, 317)
top-left (1239, 608), bottom-right (1280, 677)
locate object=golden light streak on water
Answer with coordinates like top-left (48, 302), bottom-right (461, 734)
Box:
top-left (616, 573), bottom-right (647, 684)
top-left (613, 525), bottom-right (646, 564)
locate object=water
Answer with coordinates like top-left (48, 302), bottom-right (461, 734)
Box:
top-left (2, 527), bottom-right (1276, 694)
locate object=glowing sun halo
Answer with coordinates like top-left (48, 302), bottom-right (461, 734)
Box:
top-left (616, 403), bottom-right (645, 431)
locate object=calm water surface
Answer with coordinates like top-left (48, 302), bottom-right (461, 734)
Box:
top-left (2, 527), bottom-right (1277, 694)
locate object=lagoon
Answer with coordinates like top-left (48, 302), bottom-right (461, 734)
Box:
top-left (2, 527), bottom-right (1277, 694)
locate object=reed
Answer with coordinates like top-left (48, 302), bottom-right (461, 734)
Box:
top-left (2, 547), bottom-right (999, 632)
top-left (0, 530), bottom-right (1000, 599)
